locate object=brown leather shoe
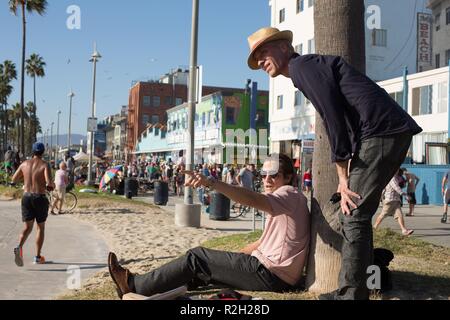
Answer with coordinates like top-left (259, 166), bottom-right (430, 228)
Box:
top-left (108, 252), bottom-right (132, 299)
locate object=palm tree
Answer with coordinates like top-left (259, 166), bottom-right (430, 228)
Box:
top-left (0, 60), bottom-right (17, 151)
top-left (305, 0), bottom-right (366, 294)
top-left (25, 101), bottom-right (35, 153)
top-left (26, 53), bottom-right (45, 144)
top-left (10, 103), bottom-right (22, 150)
top-left (9, 0), bottom-right (48, 155)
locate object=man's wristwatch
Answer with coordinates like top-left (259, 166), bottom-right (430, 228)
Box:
top-left (207, 176), bottom-right (218, 189)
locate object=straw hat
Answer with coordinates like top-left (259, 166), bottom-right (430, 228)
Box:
top-left (247, 27), bottom-right (293, 70)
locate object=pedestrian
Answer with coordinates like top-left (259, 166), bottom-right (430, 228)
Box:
top-left (107, 154), bottom-right (310, 299)
top-left (373, 169), bottom-right (414, 236)
top-left (440, 170), bottom-right (450, 223)
top-left (11, 142), bottom-right (55, 266)
top-left (49, 162), bottom-right (69, 215)
top-left (247, 27), bottom-right (422, 300)
top-left (4, 146), bottom-right (15, 175)
top-left (402, 168), bottom-right (420, 216)
top-left (303, 168), bottom-right (312, 193)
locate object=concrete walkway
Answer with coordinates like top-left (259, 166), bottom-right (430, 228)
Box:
top-left (0, 199), bottom-right (109, 300)
top-left (136, 192), bottom-right (450, 248)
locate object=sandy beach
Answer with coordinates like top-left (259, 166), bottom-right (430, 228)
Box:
top-left (64, 198), bottom-right (236, 295)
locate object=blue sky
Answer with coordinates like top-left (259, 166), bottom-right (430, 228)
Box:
top-left (0, 0), bottom-right (271, 137)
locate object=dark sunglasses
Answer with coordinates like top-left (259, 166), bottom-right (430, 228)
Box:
top-left (260, 171), bottom-right (281, 179)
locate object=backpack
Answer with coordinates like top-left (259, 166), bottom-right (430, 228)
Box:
top-left (373, 248), bottom-right (394, 292)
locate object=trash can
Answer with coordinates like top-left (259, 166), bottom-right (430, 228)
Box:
top-left (154, 181), bottom-right (169, 205)
top-left (209, 192), bottom-right (230, 221)
top-left (124, 178), bottom-right (138, 199)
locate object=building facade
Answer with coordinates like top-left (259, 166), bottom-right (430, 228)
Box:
top-left (126, 69), bottom-right (250, 160)
top-left (135, 87), bottom-right (269, 165)
top-left (268, 0), bottom-right (431, 172)
top-left (428, 0), bottom-right (450, 68)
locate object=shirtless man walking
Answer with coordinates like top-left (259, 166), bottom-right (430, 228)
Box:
top-left (11, 143), bottom-right (54, 266)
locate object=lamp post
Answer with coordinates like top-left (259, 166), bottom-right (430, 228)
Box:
top-left (68, 89), bottom-right (75, 155)
top-left (56, 110), bottom-right (61, 168)
top-left (87, 43), bottom-right (101, 185)
top-left (50, 122), bottom-right (54, 165)
top-left (175, 0), bottom-right (201, 228)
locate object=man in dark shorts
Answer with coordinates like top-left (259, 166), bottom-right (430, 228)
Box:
top-left (11, 142), bottom-right (54, 266)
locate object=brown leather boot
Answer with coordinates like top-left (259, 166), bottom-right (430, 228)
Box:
top-left (108, 252), bottom-right (132, 299)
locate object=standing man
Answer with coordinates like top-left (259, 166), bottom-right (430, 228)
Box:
top-left (403, 168), bottom-right (420, 216)
top-left (236, 164), bottom-right (255, 191)
top-left (247, 27), bottom-right (422, 300)
top-left (11, 142), bottom-right (54, 266)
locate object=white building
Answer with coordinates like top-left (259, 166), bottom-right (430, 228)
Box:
top-left (379, 66), bottom-right (449, 164)
top-left (428, 0), bottom-right (450, 68)
top-left (268, 0), bottom-right (432, 169)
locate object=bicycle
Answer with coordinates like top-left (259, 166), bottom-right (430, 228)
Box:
top-left (47, 188), bottom-right (78, 214)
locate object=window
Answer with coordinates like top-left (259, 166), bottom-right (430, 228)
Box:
top-left (256, 110), bottom-right (266, 126)
top-left (412, 85), bottom-right (432, 115)
top-left (153, 96), bottom-right (160, 107)
top-left (436, 82), bottom-right (448, 114)
top-left (151, 115), bottom-right (159, 124)
top-left (142, 114), bottom-right (149, 125)
top-left (226, 107), bottom-right (235, 125)
top-left (143, 96), bottom-right (151, 107)
top-left (175, 97), bottom-right (183, 105)
top-left (295, 43), bottom-right (303, 55)
top-left (446, 49), bottom-right (450, 66)
top-left (308, 39), bottom-right (315, 54)
top-left (295, 90), bottom-right (304, 106)
top-left (202, 112), bottom-right (206, 127)
top-left (164, 96), bottom-right (172, 105)
top-left (277, 95), bottom-right (283, 110)
top-left (279, 8), bottom-right (285, 23)
top-left (308, 0), bottom-right (314, 7)
top-left (296, 0), bottom-right (304, 13)
top-left (155, 127), bottom-right (160, 136)
top-left (446, 7), bottom-right (450, 25)
top-left (435, 13), bottom-right (441, 31)
top-left (372, 29), bottom-right (387, 47)
top-left (436, 54), bottom-right (440, 68)
top-left (389, 91), bottom-right (404, 107)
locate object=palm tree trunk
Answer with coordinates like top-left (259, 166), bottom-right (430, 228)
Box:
top-left (20, 3), bottom-right (26, 157)
top-left (33, 75), bottom-right (37, 144)
top-left (306, 0), bottom-right (366, 294)
top-left (5, 109), bottom-right (8, 150)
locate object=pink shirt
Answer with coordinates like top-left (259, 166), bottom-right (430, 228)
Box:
top-left (252, 185), bottom-right (310, 286)
top-left (55, 169), bottom-right (67, 188)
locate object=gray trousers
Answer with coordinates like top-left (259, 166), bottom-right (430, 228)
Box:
top-left (336, 132), bottom-right (412, 300)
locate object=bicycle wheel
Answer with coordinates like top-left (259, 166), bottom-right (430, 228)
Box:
top-left (229, 202), bottom-right (244, 219)
top-left (63, 192), bottom-right (78, 213)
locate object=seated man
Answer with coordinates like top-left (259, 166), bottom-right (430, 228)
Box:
top-left (108, 154), bottom-right (310, 298)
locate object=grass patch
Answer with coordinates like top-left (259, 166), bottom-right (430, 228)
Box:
top-left (0, 185), bottom-right (23, 199)
top-left (0, 184), bottom-right (152, 208)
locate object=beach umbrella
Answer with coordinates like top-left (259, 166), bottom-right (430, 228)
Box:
top-left (99, 166), bottom-right (122, 191)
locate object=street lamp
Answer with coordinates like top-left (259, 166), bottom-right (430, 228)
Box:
top-left (68, 89), bottom-right (75, 155)
top-left (175, 0), bottom-right (201, 228)
top-left (50, 122), bottom-right (54, 165)
top-left (87, 43), bottom-right (101, 185)
top-left (56, 110), bottom-right (61, 168)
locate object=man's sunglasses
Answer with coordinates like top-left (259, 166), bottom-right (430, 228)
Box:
top-left (260, 171), bottom-right (281, 179)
